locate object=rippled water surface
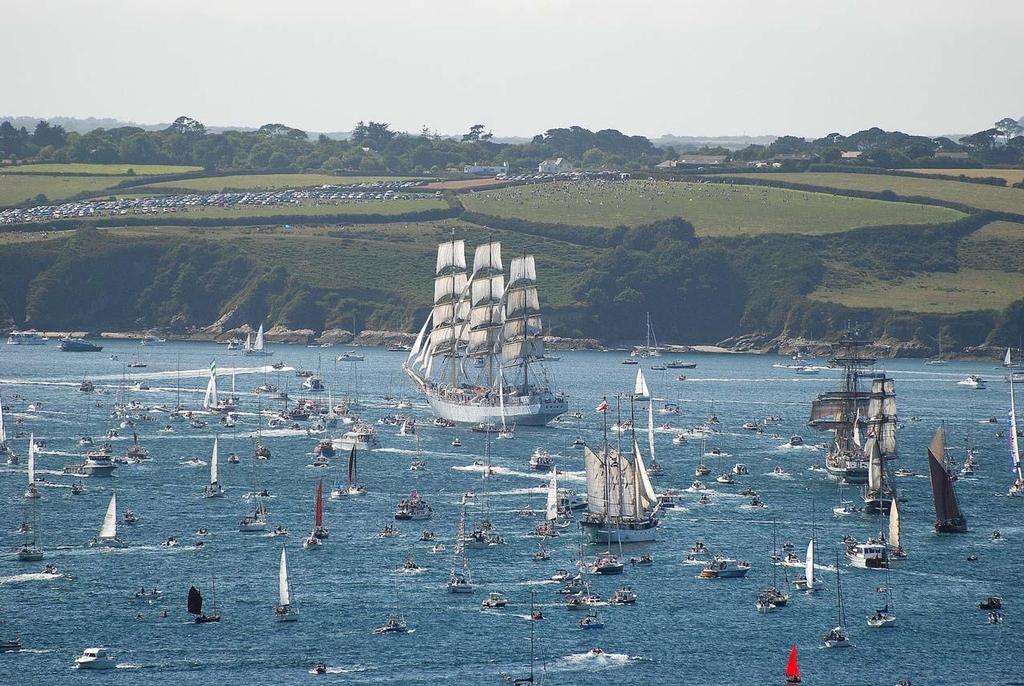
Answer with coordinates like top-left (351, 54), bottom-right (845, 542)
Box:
top-left (1, 342), bottom-right (1021, 685)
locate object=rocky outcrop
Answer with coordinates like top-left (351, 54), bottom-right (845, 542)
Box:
top-left (352, 329), bottom-right (416, 348)
top-left (544, 336), bottom-right (603, 351)
top-left (716, 332), bottom-right (934, 359)
top-left (265, 325), bottom-right (315, 344)
top-left (316, 328), bottom-right (354, 345)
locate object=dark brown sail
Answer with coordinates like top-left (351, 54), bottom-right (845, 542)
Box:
top-left (927, 425), bottom-right (967, 533)
top-left (187, 585), bottom-right (203, 616)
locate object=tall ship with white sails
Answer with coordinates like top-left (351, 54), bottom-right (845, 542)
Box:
top-left (809, 336), bottom-right (877, 484)
top-left (403, 234), bottom-right (567, 426)
top-left (862, 375), bottom-right (899, 513)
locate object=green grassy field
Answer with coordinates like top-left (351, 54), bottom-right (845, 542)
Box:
top-left (0, 174), bottom-right (135, 206)
top-left (810, 266), bottom-right (1024, 313)
top-left (726, 172), bottom-right (1024, 215)
top-left (461, 179), bottom-right (963, 236)
top-left (101, 220), bottom-right (595, 308)
top-left (1, 163), bottom-right (201, 175)
top-left (907, 168), bottom-right (1024, 185)
top-left (959, 220), bottom-right (1024, 272)
top-left (134, 174), bottom-right (423, 193)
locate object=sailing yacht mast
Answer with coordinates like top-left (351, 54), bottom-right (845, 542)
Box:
top-left (1007, 348), bottom-right (1023, 495)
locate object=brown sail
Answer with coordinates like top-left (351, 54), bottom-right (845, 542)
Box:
top-left (927, 425), bottom-right (967, 533)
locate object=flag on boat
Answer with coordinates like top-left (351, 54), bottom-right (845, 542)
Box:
top-left (596, 400), bottom-right (609, 413)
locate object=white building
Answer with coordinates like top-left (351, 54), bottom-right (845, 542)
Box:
top-left (464, 162), bottom-right (508, 175)
top-left (538, 157), bottom-right (574, 174)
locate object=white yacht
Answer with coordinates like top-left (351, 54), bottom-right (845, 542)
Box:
top-left (274, 547), bottom-right (299, 622)
top-left (88, 494), bottom-right (126, 548)
top-left (75, 647), bottom-right (117, 670)
top-left (845, 538), bottom-right (889, 569)
top-left (7, 330), bottom-right (47, 345)
top-left (957, 375), bottom-right (986, 389)
top-left (698, 556), bottom-right (751, 579)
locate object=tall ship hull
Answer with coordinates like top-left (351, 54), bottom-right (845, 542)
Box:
top-left (404, 235), bottom-right (567, 427)
top-left (425, 388), bottom-right (567, 426)
top-left (580, 516), bottom-right (658, 544)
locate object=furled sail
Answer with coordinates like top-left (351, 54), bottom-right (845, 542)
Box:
top-left (100, 493), bottom-right (118, 539)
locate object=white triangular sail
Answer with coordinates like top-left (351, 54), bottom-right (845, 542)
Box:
top-left (254, 324), bottom-right (265, 352)
top-left (1008, 348), bottom-right (1022, 484)
top-left (210, 436), bottom-right (219, 486)
top-left (202, 362), bottom-right (218, 409)
top-left (244, 332), bottom-right (253, 352)
top-left (634, 368), bottom-right (650, 399)
top-left (0, 394), bottom-right (6, 444)
top-left (545, 470), bottom-right (558, 522)
top-left (279, 547), bottom-right (291, 607)
top-left (100, 493), bottom-right (118, 539)
top-left (805, 538), bottom-right (815, 588)
top-left (28, 432), bottom-right (35, 485)
top-left (632, 438), bottom-right (658, 511)
top-left (888, 497), bottom-right (902, 551)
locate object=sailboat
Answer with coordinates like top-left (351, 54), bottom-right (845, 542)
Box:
top-left (239, 461), bottom-right (268, 532)
top-left (89, 493), bottom-right (126, 548)
top-left (24, 433), bottom-right (39, 499)
top-left (402, 235), bottom-right (567, 426)
top-left (863, 375), bottom-right (898, 513)
top-left (15, 496), bottom-right (43, 561)
top-left (793, 535), bottom-right (821, 592)
top-left (581, 396), bottom-right (659, 544)
top-left (810, 336), bottom-right (874, 483)
top-left (447, 509), bottom-right (474, 594)
top-left (374, 571), bottom-right (411, 634)
top-left (0, 393), bottom-right (14, 464)
top-left (244, 323), bottom-right (271, 356)
top-left (203, 436), bottom-right (225, 498)
top-left (274, 547), bottom-right (299, 622)
top-left (188, 581), bottom-right (221, 623)
top-left (757, 521), bottom-right (791, 609)
top-left (303, 479), bottom-right (329, 549)
top-left (635, 369), bottom-right (664, 475)
top-left (926, 332), bottom-right (947, 365)
top-left (888, 497), bottom-right (906, 558)
top-left (867, 566), bottom-right (897, 628)
top-left (785, 645), bottom-right (802, 684)
top-left (927, 424), bottom-right (968, 533)
top-left (631, 312), bottom-right (661, 358)
top-left (254, 392), bottom-right (271, 459)
top-left (330, 446), bottom-right (366, 498)
top-left (822, 552), bottom-right (852, 648)
top-left (511, 592), bottom-right (541, 685)
top-left (1006, 349), bottom-right (1024, 497)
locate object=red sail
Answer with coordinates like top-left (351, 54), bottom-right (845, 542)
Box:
top-left (786, 645), bottom-right (801, 680)
top-left (315, 478), bottom-right (324, 527)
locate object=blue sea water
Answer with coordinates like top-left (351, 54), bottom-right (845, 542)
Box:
top-left (0, 342), bottom-right (1021, 685)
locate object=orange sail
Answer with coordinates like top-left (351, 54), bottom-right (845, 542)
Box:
top-left (786, 645), bottom-right (801, 682)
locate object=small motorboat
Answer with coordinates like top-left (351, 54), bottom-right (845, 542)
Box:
top-left (71, 481), bottom-right (86, 495)
top-left (272, 526), bottom-right (288, 537)
top-left (312, 663), bottom-right (328, 675)
top-left (1, 638), bottom-right (23, 653)
top-left (451, 438), bottom-right (462, 447)
top-left (715, 473), bottom-right (735, 485)
top-left (579, 612), bottom-right (605, 629)
top-left (402, 557), bottom-right (419, 571)
top-left (979, 596), bottom-right (1002, 610)
top-left (75, 647), bottom-right (117, 670)
top-left (789, 435), bottom-right (804, 446)
top-left (419, 530), bottom-right (435, 542)
top-left (957, 375), bottom-right (987, 389)
top-left (609, 586), bottom-right (637, 605)
top-left (430, 544), bottom-right (446, 554)
top-left (162, 536), bottom-right (178, 547)
top-left (629, 554), bottom-right (653, 566)
top-left (196, 528), bottom-right (209, 536)
top-left (991, 530), bottom-right (1003, 541)
top-left (867, 606), bottom-right (897, 628)
top-left (480, 592), bottom-right (508, 609)
top-left (698, 493), bottom-right (712, 505)
top-left (373, 614), bottom-right (409, 634)
top-left (733, 463), bottom-right (749, 475)
top-left (122, 510), bottom-right (138, 525)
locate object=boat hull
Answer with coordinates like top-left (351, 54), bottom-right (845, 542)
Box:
top-left (425, 393), bottom-right (567, 427)
top-left (580, 518), bottom-right (657, 544)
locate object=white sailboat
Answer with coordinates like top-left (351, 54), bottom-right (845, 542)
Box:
top-left (633, 368), bottom-right (650, 401)
top-left (25, 433), bottom-right (39, 499)
top-left (0, 394), bottom-right (14, 464)
top-left (90, 493), bottom-right (126, 547)
top-left (274, 547), bottom-right (299, 622)
top-left (1007, 348), bottom-right (1023, 497)
top-left (15, 495), bottom-right (43, 561)
top-left (888, 497), bottom-right (906, 558)
top-left (794, 537), bottom-right (822, 592)
top-left (330, 446), bottom-right (366, 498)
top-left (202, 362), bottom-right (219, 411)
top-left (244, 324), bottom-right (271, 357)
top-left (203, 436), bottom-right (225, 498)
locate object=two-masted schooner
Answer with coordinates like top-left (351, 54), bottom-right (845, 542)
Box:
top-left (403, 234), bottom-right (567, 426)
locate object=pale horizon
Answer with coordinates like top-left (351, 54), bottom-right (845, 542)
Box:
top-left (3, 0), bottom-right (1022, 140)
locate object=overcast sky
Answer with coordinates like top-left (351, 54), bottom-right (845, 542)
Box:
top-left (3, 0), bottom-right (1021, 138)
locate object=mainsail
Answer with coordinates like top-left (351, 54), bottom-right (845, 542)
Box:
top-left (187, 586), bottom-right (203, 616)
top-left (927, 425), bottom-right (967, 532)
top-left (1007, 348), bottom-right (1023, 492)
top-left (805, 539), bottom-right (815, 589)
top-left (279, 547), bottom-right (291, 607)
top-left (0, 393), bottom-right (7, 445)
top-left (888, 497), bottom-right (902, 551)
top-left (314, 478), bottom-right (324, 528)
top-left (27, 432), bottom-right (35, 486)
top-left (634, 368), bottom-right (650, 400)
top-left (202, 362), bottom-right (218, 409)
top-left (210, 436), bottom-right (219, 486)
top-left (545, 470), bottom-right (558, 522)
top-left (254, 324), bottom-right (265, 352)
top-left (100, 493), bottom-right (118, 539)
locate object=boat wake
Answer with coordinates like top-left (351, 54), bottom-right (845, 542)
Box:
top-left (0, 572), bottom-right (65, 584)
top-left (557, 651), bottom-right (639, 670)
top-left (306, 665), bottom-right (371, 675)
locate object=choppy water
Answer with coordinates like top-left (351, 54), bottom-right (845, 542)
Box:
top-left (0, 342), bottom-right (1021, 685)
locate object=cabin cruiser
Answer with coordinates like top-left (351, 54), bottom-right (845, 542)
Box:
top-left (373, 614), bottom-right (409, 634)
top-left (337, 351), bottom-right (364, 362)
top-left (957, 375), bottom-right (986, 389)
top-left (529, 447), bottom-right (554, 471)
top-left (394, 492), bottom-right (432, 521)
top-left (481, 592), bottom-right (508, 609)
top-left (656, 491), bottom-right (678, 509)
top-left (63, 448), bottom-right (116, 477)
top-left (71, 481), bottom-right (86, 495)
top-left (75, 647), bottom-right (116, 670)
top-left (122, 510), bottom-right (138, 525)
top-left (579, 612), bottom-right (605, 629)
top-left (715, 473), bottom-right (735, 485)
top-left (60, 337), bottom-right (103, 352)
top-left (846, 538), bottom-right (889, 569)
top-left (609, 586), bottom-right (638, 605)
top-left (591, 552), bottom-right (625, 575)
top-left (789, 435), bottom-right (804, 446)
top-left (822, 626), bottom-right (851, 648)
top-left (732, 463), bottom-right (748, 475)
top-left (699, 556), bottom-right (751, 579)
